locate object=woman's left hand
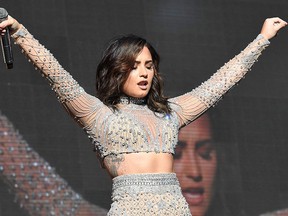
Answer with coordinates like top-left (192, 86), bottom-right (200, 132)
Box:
top-left (260, 17), bottom-right (287, 40)
top-left (0, 15), bottom-right (21, 36)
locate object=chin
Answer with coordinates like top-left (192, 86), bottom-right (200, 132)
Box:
top-left (133, 92), bottom-right (149, 98)
top-left (190, 205), bottom-right (209, 216)
top-left (190, 208), bottom-right (204, 216)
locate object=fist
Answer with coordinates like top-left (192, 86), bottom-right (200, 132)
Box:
top-left (260, 17), bottom-right (287, 40)
top-left (0, 15), bottom-right (21, 35)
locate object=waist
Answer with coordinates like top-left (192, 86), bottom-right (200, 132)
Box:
top-left (104, 152), bottom-right (174, 177)
top-left (112, 172), bottom-right (179, 190)
top-left (110, 173), bottom-right (188, 213)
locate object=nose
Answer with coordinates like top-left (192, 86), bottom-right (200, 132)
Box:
top-left (139, 66), bottom-right (148, 78)
top-left (185, 156), bottom-right (203, 182)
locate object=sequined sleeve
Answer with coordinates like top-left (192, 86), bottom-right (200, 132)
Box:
top-left (11, 25), bottom-right (110, 128)
top-left (0, 112), bottom-right (108, 216)
top-left (170, 35), bottom-right (270, 127)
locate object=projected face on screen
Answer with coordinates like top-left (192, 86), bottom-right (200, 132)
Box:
top-left (174, 114), bottom-right (217, 216)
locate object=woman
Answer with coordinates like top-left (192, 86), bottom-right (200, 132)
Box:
top-left (175, 111), bottom-right (240, 216)
top-left (174, 113), bottom-right (217, 216)
top-left (0, 12), bottom-right (286, 215)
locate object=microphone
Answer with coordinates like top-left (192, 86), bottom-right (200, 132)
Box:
top-left (0, 8), bottom-right (13, 69)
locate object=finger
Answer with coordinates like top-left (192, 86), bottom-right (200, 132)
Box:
top-left (274, 22), bottom-right (287, 30)
top-left (271, 17), bottom-right (287, 23)
top-left (274, 20), bottom-right (288, 27)
top-left (0, 20), bottom-right (8, 28)
top-left (268, 21), bottom-right (287, 33)
top-left (272, 17), bottom-right (287, 26)
top-left (0, 19), bottom-right (13, 29)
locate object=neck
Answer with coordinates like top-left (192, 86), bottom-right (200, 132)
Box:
top-left (119, 95), bottom-right (147, 105)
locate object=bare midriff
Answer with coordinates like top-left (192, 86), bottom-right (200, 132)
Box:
top-left (103, 152), bottom-right (174, 178)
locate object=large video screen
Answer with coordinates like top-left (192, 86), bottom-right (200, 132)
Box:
top-left (1, 1), bottom-right (288, 215)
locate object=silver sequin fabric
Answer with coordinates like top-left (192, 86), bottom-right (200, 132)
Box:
top-left (0, 112), bottom-right (108, 216)
top-left (10, 25), bottom-right (271, 215)
top-left (108, 173), bottom-right (191, 216)
top-left (12, 25), bottom-right (270, 160)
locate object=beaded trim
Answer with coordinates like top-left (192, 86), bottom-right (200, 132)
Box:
top-left (11, 25), bottom-right (28, 39)
top-left (119, 96), bottom-right (146, 105)
top-left (112, 173), bottom-right (179, 190)
top-left (0, 112), bottom-right (93, 215)
top-left (12, 25), bottom-right (84, 103)
top-left (109, 173), bottom-right (191, 215)
top-left (188, 34), bottom-right (270, 108)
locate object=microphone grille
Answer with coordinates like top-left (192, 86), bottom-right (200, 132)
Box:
top-left (0, 8), bottom-right (8, 20)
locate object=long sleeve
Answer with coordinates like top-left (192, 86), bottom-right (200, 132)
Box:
top-left (11, 25), bottom-right (111, 128)
top-left (170, 34), bottom-right (270, 127)
top-left (0, 111), bottom-right (108, 216)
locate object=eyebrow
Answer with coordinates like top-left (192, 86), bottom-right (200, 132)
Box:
top-left (134, 60), bottom-right (153, 64)
top-left (195, 139), bottom-right (214, 149)
top-left (177, 139), bottom-right (214, 149)
top-left (177, 140), bottom-right (187, 148)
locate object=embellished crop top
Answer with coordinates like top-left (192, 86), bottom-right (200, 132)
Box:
top-left (11, 25), bottom-right (270, 161)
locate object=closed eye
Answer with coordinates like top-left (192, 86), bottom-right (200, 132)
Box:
top-left (174, 141), bottom-right (186, 159)
top-left (146, 65), bottom-right (154, 70)
top-left (195, 140), bottom-right (215, 160)
top-left (133, 60), bottom-right (154, 70)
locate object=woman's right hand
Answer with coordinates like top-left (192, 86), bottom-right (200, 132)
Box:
top-left (260, 17), bottom-right (287, 40)
top-left (0, 15), bottom-right (21, 35)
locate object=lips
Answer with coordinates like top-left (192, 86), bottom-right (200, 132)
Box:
top-left (182, 187), bottom-right (205, 205)
top-left (137, 80), bottom-right (148, 90)
top-left (138, 80), bottom-right (148, 86)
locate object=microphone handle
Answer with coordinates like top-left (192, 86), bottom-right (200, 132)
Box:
top-left (0, 7), bottom-right (13, 69)
top-left (1, 27), bottom-right (13, 69)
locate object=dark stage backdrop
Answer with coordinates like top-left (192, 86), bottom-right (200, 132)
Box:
top-left (1, 0), bottom-right (288, 215)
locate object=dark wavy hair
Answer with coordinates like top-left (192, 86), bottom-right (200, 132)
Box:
top-left (95, 34), bottom-right (171, 114)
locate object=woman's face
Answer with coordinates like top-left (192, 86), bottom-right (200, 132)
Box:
top-left (122, 46), bottom-right (154, 98)
top-left (174, 114), bottom-right (217, 216)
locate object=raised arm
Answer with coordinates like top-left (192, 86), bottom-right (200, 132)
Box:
top-left (170, 17), bottom-right (287, 127)
top-left (0, 111), bottom-right (108, 215)
top-left (0, 15), bottom-right (111, 128)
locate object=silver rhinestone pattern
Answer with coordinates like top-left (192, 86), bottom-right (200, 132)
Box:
top-left (12, 26), bottom-right (84, 103)
top-left (188, 34), bottom-right (270, 108)
top-left (84, 103), bottom-right (179, 159)
top-left (109, 173), bottom-right (191, 216)
top-left (0, 112), bottom-right (107, 216)
top-left (11, 26), bottom-right (270, 164)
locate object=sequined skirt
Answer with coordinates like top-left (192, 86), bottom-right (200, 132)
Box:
top-left (108, 173), bottom-right (191, 216)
